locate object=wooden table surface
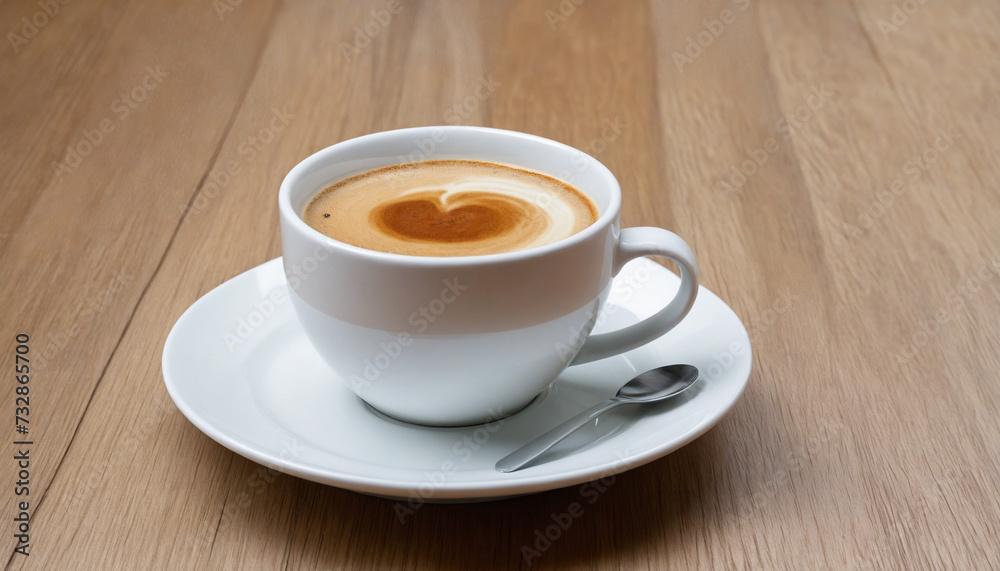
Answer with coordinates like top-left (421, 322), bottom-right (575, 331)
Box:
top-left (3, 0), bottom-right (999, 568)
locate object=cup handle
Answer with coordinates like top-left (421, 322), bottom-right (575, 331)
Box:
top-left (571, 227), bottom-right (699, 366)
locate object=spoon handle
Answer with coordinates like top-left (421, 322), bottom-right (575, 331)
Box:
top-left (495, 398), bottom-right (623, 473)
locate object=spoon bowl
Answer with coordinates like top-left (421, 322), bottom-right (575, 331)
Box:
top-left (615, 364), bottom-right (700, 402)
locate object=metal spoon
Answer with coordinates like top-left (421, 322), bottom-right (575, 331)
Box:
top-left (495, 364), bottom-right (700, 473)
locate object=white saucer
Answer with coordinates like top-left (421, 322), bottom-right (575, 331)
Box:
top-left (163, 258), bottom-right (752, 501)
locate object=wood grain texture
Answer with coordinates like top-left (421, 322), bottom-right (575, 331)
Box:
top-left (1, 0), bottom-right (998, 568)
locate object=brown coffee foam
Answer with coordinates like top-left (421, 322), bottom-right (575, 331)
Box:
top-left (303, 160), bottom-right (597, 257)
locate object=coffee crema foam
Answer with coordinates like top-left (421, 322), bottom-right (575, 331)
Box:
top-left (303, 160), bottom-right (598, 257)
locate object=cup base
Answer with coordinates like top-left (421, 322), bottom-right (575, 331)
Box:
top-left (359, 388), bottom-right (549, 429)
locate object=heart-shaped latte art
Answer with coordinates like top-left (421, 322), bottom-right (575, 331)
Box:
top-left (373, 192), bottom-right (526, 243)
top-left (304, 161), bottom-right (597, 256)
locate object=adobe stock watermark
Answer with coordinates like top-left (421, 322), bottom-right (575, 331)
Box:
top-left (36, 272), bottom-right (132, 372)
top-left (554, 267), bottom-right (795, 368)
top-left (339, 0), bottom-right (406, 61)
top-left (897, 468), bottom-right (964, 534)
top-left (729, 421), bottom-right (848, 524)
top-left (211, 0), bottom-right (243, 21)
top-left (394, 406), bottom-right (506, 523)
top-left (226, 242), bottom-right (340, 351)
top-left (51, 65), bottom-right (168, 182)
top-left (521, 116), bottom-right (626, 222)
top-left (890, 256), bottom-right (1000, 369)
top-left (876, 0), bottom-right (934, 40)
top-left (551, 117), bottom-right (627, 188)
top-left (66, 391), bottom-right (175, 507)
top-left (743, 289), bottom-right (799, 341)
top-left (699, 288), bottom-right (798, 383)
top-left (700, 290), bottom-right (797, 385)
top-left (718, 85), bottom-right (835, 200)
top-left (795, 559), bottom-right (878, 571)
top-left (554, 257), bottom-right (649, 365)
top-left (181, 107), bottom-right (294, 216)
top-left (387, 77), bottom-right (501, 170)
top-left (672, 0), bottom-right (751, 72)
top-left (387, 114), bottom-right (622, 236)
top-left (285, 242), bottom-right (338, 293)
top-left (188, 438), bottom-right (306, 552)
top-left (7, 0), bottom-right (71, 54)
top-left (544, 0), bottom-right (588, 31)
top-left (223, 286), bottom-right (289, 353)
top-left (842, 127), bottom-right (959, 240)
top-left (443, 75), bottom-right (501, 124)
top-left (347, 278), bottom-right (468, 393)
top-left (578, 117), bottom-right (627, 158)
top-left (226, 241), bottom-right (342, 352)
top-left (521, 451), bottom-right (633, 566)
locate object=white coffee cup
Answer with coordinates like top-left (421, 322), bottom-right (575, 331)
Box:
top-left (279, 126), bottom-right (698, 426)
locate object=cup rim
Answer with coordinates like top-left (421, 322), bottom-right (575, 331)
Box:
top-left (278, 126), bottom-right (622, 267)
